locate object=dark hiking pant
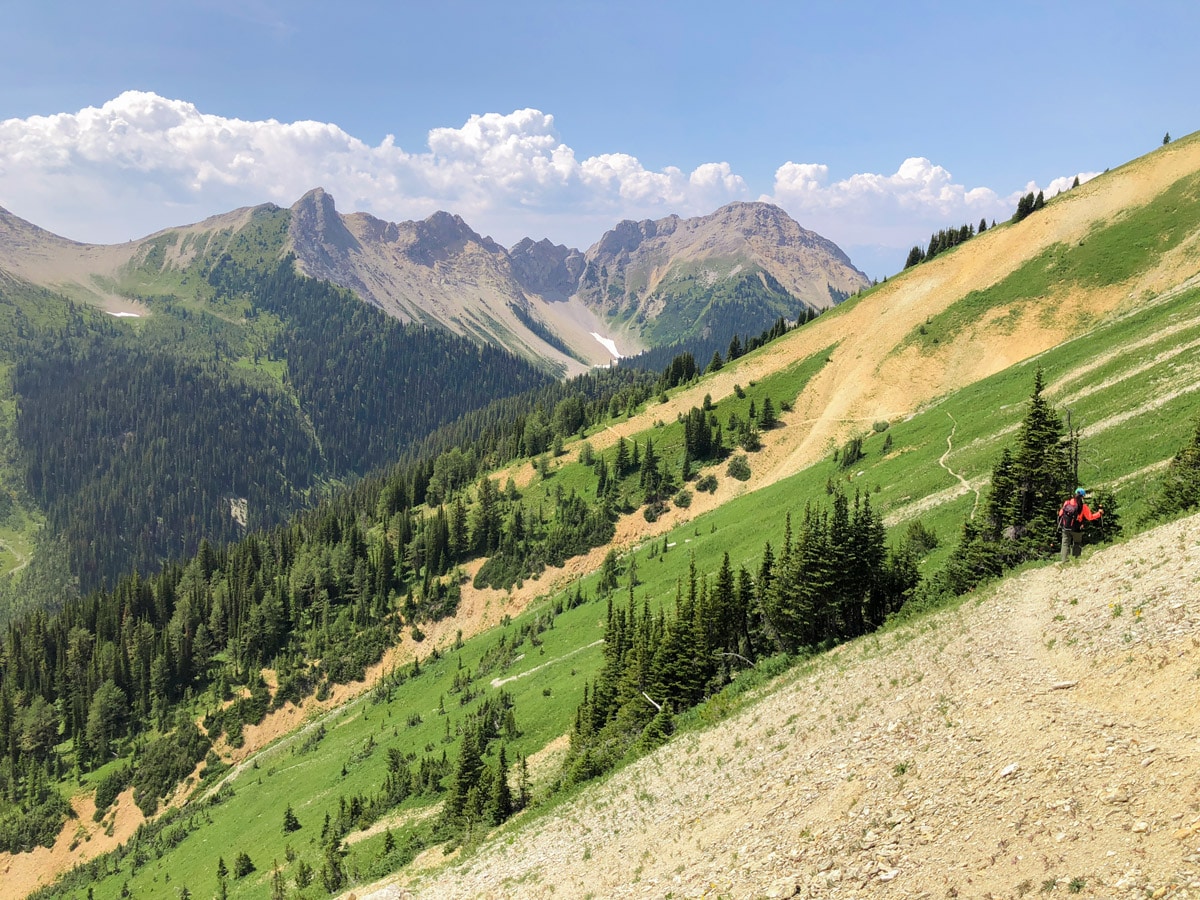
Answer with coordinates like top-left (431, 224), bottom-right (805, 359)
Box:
top-left (1060, 528), bottom-right (1083, 563)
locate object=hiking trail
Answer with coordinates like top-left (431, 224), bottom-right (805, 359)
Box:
top-left (939, 412), bottom-right (980, 519)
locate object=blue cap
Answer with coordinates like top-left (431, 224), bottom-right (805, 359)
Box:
top-left (1075, 488), bottom-right (1086, 496)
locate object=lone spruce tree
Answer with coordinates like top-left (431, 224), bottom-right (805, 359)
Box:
top-left (938, 369), bottom-right (1076, 593)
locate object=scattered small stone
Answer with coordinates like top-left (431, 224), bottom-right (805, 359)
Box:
top-left (766, 877), bottom-right (799, 898)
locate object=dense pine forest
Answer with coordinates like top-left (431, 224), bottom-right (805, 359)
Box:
top-left (2, 237), bottom-right (556, 596)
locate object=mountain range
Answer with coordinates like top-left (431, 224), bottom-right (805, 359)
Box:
top-left (0, 193), bottom-right (868, 375)
top-left (0, 191), bottom-right (867, 594)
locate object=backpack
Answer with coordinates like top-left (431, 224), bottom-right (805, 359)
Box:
top-left (1058, 497), bottom-right (1081, 530)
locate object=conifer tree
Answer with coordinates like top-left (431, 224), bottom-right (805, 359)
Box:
top-left (444, 725), bottom-right (484, 827)
top-left (1155, 416), bottom-right (1200, 515)
top-left (759, 397), bottom-right (777, 429)
top-left (282, 803), bottom-right (301, 833)
top-left (614, 437), bottom-right (629, 477)
top-left (935, 370), bottom-right (1079, 594)
top-left (1008, 368), bottom-right (1074, 551)
top-left (487, 743), bottom-right (514, 825)
top-left (727, 333), bottom-right (744, 361)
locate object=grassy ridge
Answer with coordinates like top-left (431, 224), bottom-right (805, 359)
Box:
top-left (908, 168), bottom-right (1200, 351)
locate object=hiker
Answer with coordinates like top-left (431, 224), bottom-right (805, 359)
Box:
top-left (1059, 487), bottom-right (1103, 562)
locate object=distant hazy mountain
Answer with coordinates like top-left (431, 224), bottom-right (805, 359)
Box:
top-left (286, 191), bottom-right (868, 370)
top-left (0, 193), bottom-right (867, 375)
top-left (573, 201), bottom-right (868, 348)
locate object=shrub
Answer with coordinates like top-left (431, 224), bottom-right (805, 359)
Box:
top-left (726, 454), bottom-right (751, 481)
top-left (695, 473), bottom-right (718, 493)
top-left (643, 500), bottom-right (667, 522)
top-left (673, 488), bottom-right (692, 509)
top-left (904, 519), bottom-right (939, 555)
top-left (1151, 416), bottom-right (1200, 519)
top-left (234, 851), bottom-right (255, 878)
top-left (93, 765), bottom-right (132, 819)
top-left (739, 428), bottom-right (762, 451)
top-left (131, 722), bottom-right (211, 817)
top-left (838, 435), bottom-right (865, 470)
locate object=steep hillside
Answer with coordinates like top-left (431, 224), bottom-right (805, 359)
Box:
top-left (381, 511), bottom-right (1200, 900)
top-left (0, 202), bottom-right (267, 314)
top-left (575, 132), bottom-right (1200, 496)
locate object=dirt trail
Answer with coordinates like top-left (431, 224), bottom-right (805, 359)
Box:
top-left (938, 412), bottom-right (980, 519)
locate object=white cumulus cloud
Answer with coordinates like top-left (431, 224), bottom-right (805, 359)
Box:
top-left (0, 92), bottom-right (1090, 271)
top-left (0, 92), bottom-right (750, 248)
top-left (765, 157), bottom-right (1097, 276)
top-left (769, 156), bottom-right (1009, 244)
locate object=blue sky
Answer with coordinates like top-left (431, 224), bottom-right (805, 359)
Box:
top-left (2, 1), bottom-right (1196, 278)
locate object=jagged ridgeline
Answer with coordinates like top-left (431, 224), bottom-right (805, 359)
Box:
top-left (3, 207), bottom-right (553, 593)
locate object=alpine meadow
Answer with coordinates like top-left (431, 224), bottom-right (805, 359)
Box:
top-left (1, 130), bottom-right (1200, 900)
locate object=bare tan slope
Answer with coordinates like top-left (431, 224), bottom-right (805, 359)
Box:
top-left (368, 512), bottom-right (1200, 900)
top-left (0, 204), bottom-right (270, 315)
top-left (581, 136), bottom-right (1200, 495)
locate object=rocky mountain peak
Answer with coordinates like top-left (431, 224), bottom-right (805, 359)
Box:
top-left (509, 237), bottom-right (585, 301)
top-left (591, 215), bottom-right (679, 258)
top-left (405, 210), bottom-right (499, 266)
top-left (290, 188), bottom-right (360, 255)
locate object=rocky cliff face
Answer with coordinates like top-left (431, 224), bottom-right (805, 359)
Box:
top-left (569, 202), bottom-right (868, 347)
top-left (577, 201), bottom-right (868, 319)
top-left (286, 189), bottom-right (593, 369)
top-left (508, 238), bottom-right (586, 302)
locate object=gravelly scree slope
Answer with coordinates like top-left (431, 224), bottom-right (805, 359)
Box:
top-left (354, 512), bottom-right (1200, 900)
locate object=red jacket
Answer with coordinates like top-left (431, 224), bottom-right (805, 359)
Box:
top-left (1061, 498), bottom-right (1102, 531)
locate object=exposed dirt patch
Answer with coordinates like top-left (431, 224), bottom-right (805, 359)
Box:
top-left (3, 787), bottom-right (142, 899)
